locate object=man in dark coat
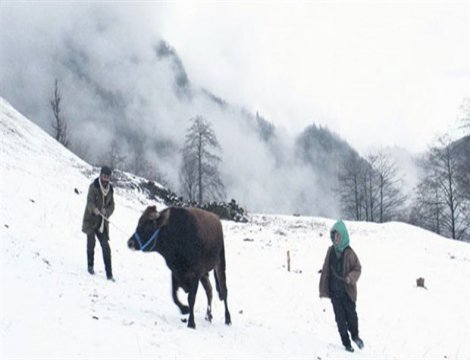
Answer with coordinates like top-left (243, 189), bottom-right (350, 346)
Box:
top-left (319, 220), bottom-right (364, 352)
top-left (82, 166), bottom-right (115, 281)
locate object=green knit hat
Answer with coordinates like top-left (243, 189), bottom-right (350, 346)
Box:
top-left (330, 220), bottom-right (350, 254)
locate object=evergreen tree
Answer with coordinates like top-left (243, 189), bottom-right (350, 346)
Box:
top-left (179, 116), bottom-right (225, 204)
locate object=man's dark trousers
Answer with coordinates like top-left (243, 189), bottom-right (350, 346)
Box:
top-left (87, 230), bottom-right (112, 278)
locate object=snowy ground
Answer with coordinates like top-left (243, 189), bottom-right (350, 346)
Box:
top-left (1, 97), bottom-right (470, 359)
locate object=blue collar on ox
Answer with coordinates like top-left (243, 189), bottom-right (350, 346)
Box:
top-left (133, 228), bottom-right (160, 251)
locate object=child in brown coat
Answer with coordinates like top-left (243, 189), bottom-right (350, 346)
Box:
top-left (319, 220), bottom-right (364, 352)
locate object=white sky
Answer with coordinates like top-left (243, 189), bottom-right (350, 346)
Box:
top-left (1, 2), bottom-right (469, 155)
top-left (153, 2), bottom-right (470, 153)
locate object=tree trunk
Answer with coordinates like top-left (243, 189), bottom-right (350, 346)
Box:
top-left (198, 133), bottom-right (203, 204)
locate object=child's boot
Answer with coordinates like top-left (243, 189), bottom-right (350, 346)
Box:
top-left (353, 337), bottom-right (364, 349)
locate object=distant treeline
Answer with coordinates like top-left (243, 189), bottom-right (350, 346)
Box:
top-left (109, 169), bottom-right (248, 222)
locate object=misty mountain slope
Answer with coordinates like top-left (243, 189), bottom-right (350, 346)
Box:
top-left (1, 99), bottom-right (470, 359)
top-left (453, 134), bottom-right (470, 168)
top-left (294, 124), bottom-right (361, 216)
top-left (1, 12), bottom-right (275, 185)
top-left (1, 4), bottom-right (370, 217)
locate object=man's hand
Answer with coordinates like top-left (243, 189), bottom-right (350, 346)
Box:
top-left (101, 208), bottom-right (107, 217)
top-left (93, 207), bottom-right (101, 216)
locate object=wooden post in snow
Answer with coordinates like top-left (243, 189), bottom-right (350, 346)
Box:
top-left (287, 250), bottom-right (291, 272)
top-left (416, 277), bottom-right (427, 289)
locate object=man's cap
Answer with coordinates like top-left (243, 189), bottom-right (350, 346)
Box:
top-left (100, 166), bottom-right (112, 176)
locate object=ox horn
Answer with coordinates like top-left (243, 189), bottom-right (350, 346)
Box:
top-left (149, 211), bottom-right (160, 220)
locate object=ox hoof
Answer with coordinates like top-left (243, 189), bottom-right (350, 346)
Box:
top-left (188, 321), bottom-right (196, 329)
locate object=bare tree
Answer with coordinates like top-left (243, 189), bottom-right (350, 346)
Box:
top-left (456, 97), bottom-right (470, 203)
top-left (460, 97), bottom-right (470, 135)
top-left (455, 139), bottom-right (470, 203)
top-left (338, 149), bottom-right (405, 223)
top-left (338, 151), bottom-right (367, 221)
top-left (452, 133), bottom-right (470, 239)
top-left (179, 150), bottom-right (198, 202)
top-left (50, 79), bottom-right (70, 148)
top-left (373, 150), bottom-right (406, 223)
top-left (419, 135), bottom-right (467, 239)
top-left (179, 116), bottom-right (225, 204)
top-left (363, 154), bottom-right (379, 222)
top-left (410, 177), bottom-right (444, 235)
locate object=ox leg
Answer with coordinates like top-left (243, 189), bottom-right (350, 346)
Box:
top-left (172, 273), bottom-right (189, 315)
top-left (200, 273), bottom-right (213, 322)
top-left (215, 265), bottom-right (232, 325)
top-left (187, 276), bottom-right (199, 329)
top-left (223, 298), bottom-right (232, 326)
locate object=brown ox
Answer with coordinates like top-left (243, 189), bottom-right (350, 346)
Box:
top-left (127, 206), bottom-right (231, 329)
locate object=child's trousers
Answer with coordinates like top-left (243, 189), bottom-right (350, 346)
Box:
top-left (331, 294), bottom-right (359, 347)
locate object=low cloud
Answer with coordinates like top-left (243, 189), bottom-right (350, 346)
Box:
top-left (1, 3), bottom-right (344, 216)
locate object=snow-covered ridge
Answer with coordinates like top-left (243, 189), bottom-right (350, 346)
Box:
top-left (0, 97), bottom-right (165, 207)
top-left (1, 98), bottom-right (469, 359)
top-left (1, 97), bottom-right (89, 177)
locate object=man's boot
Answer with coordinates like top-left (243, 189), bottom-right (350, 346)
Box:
top-left (87, 252), bottom-right (94, 275)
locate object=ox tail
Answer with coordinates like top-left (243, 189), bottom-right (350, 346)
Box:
top-left (214, 246), bottom-right (227, 301)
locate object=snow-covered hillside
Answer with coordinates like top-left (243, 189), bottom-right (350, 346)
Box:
top-left (1, 97), bottom-right (470, 359)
